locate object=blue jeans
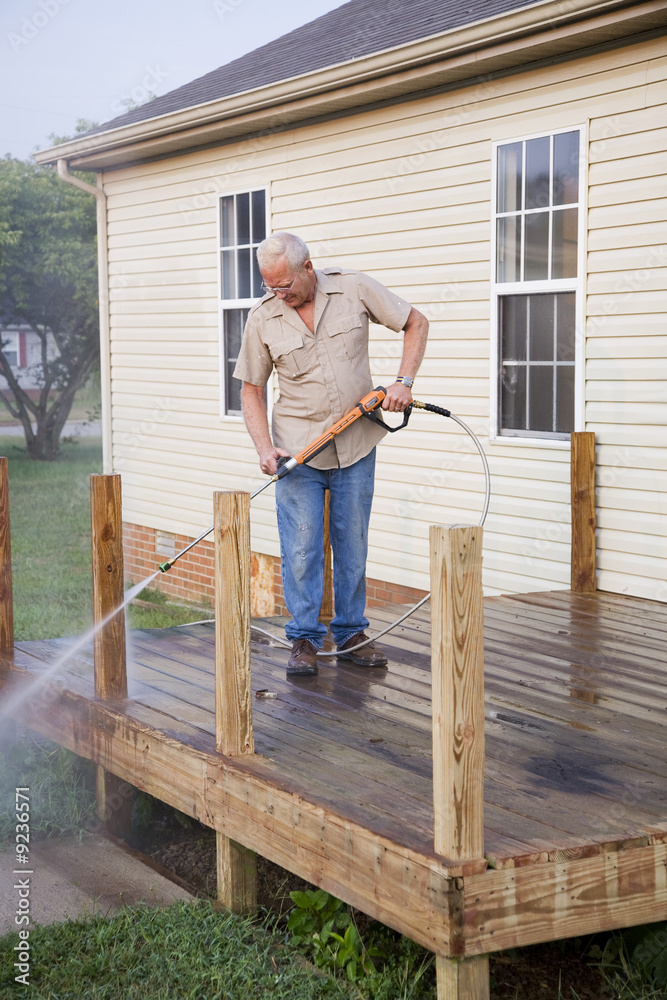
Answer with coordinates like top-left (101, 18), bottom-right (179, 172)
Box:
top-left (275, 449), bottom-right (376, 649)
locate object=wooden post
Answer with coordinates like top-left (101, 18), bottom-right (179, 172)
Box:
top-left (214, 490), bottom-right (257, 914)
top-left (571, 431), bottom-right (596, 593)
top-left (320, 489), bottom-right (334, 620)
top-left (430, 524), bottom-right (488, 1000)
top-left (90, 473), bottom-right (132, 839)
top-left (90, 474), bottom-right (127, 699)
top-left (0, 457), bottom-right (14, 650)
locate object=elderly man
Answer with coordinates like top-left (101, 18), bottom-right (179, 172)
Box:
top-left (234, 232), bottom-right (429, 677)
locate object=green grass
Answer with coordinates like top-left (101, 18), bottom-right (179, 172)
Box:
top-left (4, 435), bottom-right (102, 639)
top-left (0, 731), bottom-right (97, 844)
top-left (0, 902), bottom-right (355, 999)
top-left (2, 435), bottom-right (203, 639)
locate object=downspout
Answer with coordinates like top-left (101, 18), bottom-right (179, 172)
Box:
top-left (56, 159), bottom-right (112, 473)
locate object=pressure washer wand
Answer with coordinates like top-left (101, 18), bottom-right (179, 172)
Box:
top-left (158, 387), bottom-right (388, 573)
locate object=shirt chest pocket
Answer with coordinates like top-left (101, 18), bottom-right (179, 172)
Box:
top-left (325, 312), bottom-right (365, 361)
top-left (268, 332), bottom-right (311, 378)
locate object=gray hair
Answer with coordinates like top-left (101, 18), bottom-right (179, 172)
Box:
top-left (256, 232), bottom-right (310, 272)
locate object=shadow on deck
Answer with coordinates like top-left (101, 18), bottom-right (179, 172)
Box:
top-left (2, 589), bottom-right (666, 959)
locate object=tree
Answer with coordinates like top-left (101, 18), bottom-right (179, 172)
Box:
top-left (0, 155), bottom-right (99, 460)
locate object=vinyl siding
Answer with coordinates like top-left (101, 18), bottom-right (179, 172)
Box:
top-left (104, 31), bottom-right (666, 600)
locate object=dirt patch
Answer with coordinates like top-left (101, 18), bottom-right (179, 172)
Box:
top-left (129, 806), bottom-right (609, 999)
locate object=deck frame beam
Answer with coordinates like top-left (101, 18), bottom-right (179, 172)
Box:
top-left (2, 672), bottom-right (663, 957)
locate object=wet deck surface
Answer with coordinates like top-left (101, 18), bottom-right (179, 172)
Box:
top-left (7, 590), bottom-right (667, 869)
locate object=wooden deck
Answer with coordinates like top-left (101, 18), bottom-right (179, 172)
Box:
top-left (2, 588), bottom-right (666, 958)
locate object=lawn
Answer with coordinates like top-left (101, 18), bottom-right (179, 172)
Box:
top-left (1, 433), bottom-right (199, 639)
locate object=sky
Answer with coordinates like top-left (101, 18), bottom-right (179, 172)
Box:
top-left (0, 0), bottom-right (346, 160)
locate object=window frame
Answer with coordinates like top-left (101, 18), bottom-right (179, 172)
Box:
top-left (217, 186), bottom-right (270, 419)
top-left (489, 124), bottom-right (587, 445)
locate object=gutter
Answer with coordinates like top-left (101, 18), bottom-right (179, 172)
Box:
top-left (56, 160), bottom-right (112, 473)
top-left (35, 0), bottom-right (667, 169)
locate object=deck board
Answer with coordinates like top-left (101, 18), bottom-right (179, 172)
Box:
top-left (3, 590), bottom-right (666, 876)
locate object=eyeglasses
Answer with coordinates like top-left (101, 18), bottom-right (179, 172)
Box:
top-left (261, 267), bottom-right (302, 296)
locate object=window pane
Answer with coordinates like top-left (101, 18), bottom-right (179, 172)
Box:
top-left (556, 365), bottom-right (575, 433)
top-left (236, 192), bottom-right (250, 245)
top-left (528, 294), bottom-right (554, 361)
top-left (552, 208), bottom-right (578, 279)
top-left (3, 349), bottom-right (18, 367)
top-left (237, 247), bottom-right (251, 299)
top-left (221, 196), bottom-right (234, 247)
top-left (525, 136), bottom-right (550, 210)
top-left (553, 131), bottom-right (579, 206)
top-left (528, 365), bottom-right (554, 432)
top-left (224, 309), bottom-right (245, 360)
top-left (524, 212), bottom-right (549, 280)
top-left (500, 295), bottom-right (527, 361)
top-left (224, 309), bottom-right (249, 415)
top-left (556, 292), bottom-right (576, 361)
top-left (500, 364), bottom-right (526, 430)
top-left (496, 216), bottom-right (521, 282)
top-left (251, 190), bottom-right (266, 243)
top-left (251, 254), bottom-right (263, 298)
top-left (497, 142), bottom-right (522, 213)
top-left (221, 249), bottom-right (236, 299)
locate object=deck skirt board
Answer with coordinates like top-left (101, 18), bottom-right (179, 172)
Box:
top-left (1, 589), bottom-right (665, 949)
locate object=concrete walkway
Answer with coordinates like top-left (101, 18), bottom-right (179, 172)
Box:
top-left (1, 833), bottom-right (193, 934)
top-left (0, 420), bottom-right (102, 438)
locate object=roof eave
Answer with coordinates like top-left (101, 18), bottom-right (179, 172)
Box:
top-left (34, 0), bottom-right (667, 170)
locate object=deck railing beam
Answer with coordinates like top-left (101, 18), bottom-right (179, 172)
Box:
top-left (0, 457), bottom-right (14, 651)
top-left (571, 431), bottom-right (597, 593)
top-left (90, 473), bottom-right (132, 839)
top-left (430, 523), bottom-right (488, 1000)
top-left (214, 489), bottom-right (257, 914)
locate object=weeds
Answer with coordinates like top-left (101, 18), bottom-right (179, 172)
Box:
top-left (0, 731), bottom-right (96, 843)
top-left (591, 925), bottom-right (667, 999)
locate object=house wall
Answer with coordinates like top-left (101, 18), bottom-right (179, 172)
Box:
top-left (104, 33), bottom-right (666, 604)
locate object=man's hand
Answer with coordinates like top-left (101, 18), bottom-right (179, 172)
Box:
top-left (259, 445), bottom-right (291, 476)
top-left (382, 306), bottom-right (429, 412)
top-left (382, 381), bottom-right (413, 412)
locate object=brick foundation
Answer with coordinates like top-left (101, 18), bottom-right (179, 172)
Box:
top-left (123, 522), bottom-right (216, 606)
top-left (123, 521), bottom-right (427, 615)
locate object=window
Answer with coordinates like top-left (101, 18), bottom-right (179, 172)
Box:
top-left (1, 331), bottom-right (18, 369)
top-left (493, 129), bottom-right (584, 439)
top-left (218, 189), bottom-right (267, 415)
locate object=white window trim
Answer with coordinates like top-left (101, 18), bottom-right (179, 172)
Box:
top-left (217, 185), bottom-right (271, 420)
top-left (489, 123), bottom-right (588, 446)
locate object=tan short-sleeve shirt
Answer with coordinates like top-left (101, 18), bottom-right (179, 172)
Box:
top-left (233, 267), bottom-right (412, 469)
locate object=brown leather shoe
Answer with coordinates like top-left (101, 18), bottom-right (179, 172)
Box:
top-left (337, 632), bottom-right (388, 667)
top-left (287, 638), bottom-right (318, 676)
